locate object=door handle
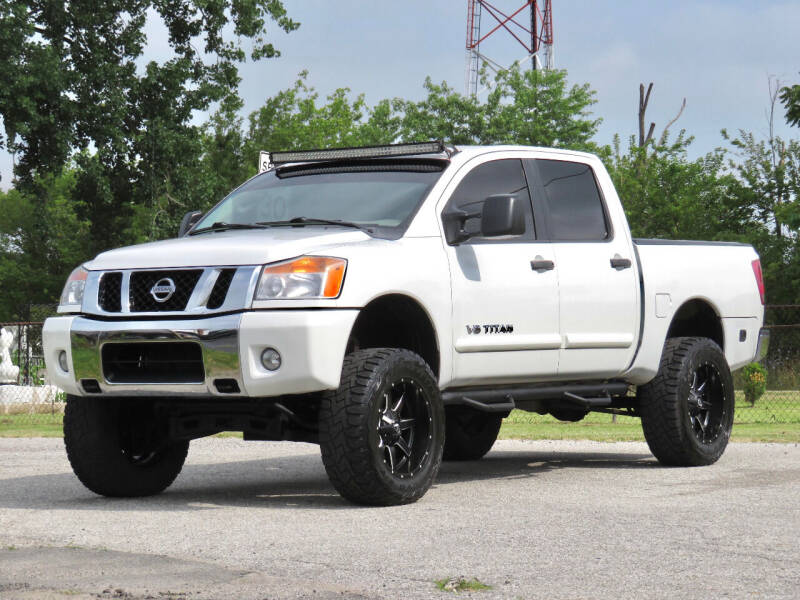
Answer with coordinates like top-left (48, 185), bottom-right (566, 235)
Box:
top-left (610, 257), bottom-right (632, 270)
top-left (531, 258), bottom-right (555, 272)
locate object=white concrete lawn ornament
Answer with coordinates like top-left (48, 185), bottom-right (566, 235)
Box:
top-left (0, 327), bottom-right (20, 383)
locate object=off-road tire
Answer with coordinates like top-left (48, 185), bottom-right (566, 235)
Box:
top-left (64, 395), bottom-right (188, 497)
top-left (639, 337), bottom-right (734, 466)
top-left (442, 407), bottom-right (502, 461)
top-left (319, 348), bottom-right (444, 505)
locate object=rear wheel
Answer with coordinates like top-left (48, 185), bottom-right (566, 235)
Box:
top-left (64, 396), bottom-right (188, 497)
top-left (443, 407), bottom-right (502, 461)
top-left (319, 348), bottom-right (444, 505)
top-left (639, 337), bottom-right (734, 466)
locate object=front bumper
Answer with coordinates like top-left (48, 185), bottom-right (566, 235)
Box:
top-left (43, 310), bottom-right (358, 398)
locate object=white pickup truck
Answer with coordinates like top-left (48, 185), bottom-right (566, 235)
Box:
top-left (43, 141), bottom-right (768, 505)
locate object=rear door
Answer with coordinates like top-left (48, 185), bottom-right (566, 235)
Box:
top-left (525, 158), bottom-right (639, 378)
top-left (442, 155), bottom-right (560, 387)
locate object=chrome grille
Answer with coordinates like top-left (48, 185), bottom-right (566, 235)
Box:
top-left (85, 266), bottom-right (257, 316)
top-left (98, 272), bottom-right (122, 312)
top-left (206, 269), bottom-right (236, 309)
top-left (129, 270), bottom-right (202, 312)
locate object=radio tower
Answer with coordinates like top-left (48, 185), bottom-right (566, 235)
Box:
top-left (465, 0), bottom-right (554, 97)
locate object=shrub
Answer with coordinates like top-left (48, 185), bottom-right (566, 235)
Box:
top-left (741, 362), bottom-right (767, 406)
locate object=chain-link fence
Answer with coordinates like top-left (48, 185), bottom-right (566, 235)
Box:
top-left (0, 322), bottom-right (65, 433)
top-left (1, 307), bottom-right (799, 434)
top-left (745, 304), bottom-right (800, 424)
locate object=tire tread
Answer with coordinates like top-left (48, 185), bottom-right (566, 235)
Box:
top-left (319, 348), bottom-right (443, 505)
top-left (639, 337), bottom-right (733, 466)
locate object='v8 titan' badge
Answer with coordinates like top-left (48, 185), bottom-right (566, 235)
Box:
top-left (466, 324), bottom-right (514, 335)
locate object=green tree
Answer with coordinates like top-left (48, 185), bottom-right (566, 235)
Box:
top-left (395, 67), bottom-right (600, 150)
top-left (0, 170), bottom-right (90, 319)
top-left (394, 78), bottom-right (487, 144)
top-left (246, 73), bottom-right (394, 160)
top-left (722, 127), bottom-right (800, 303)
top-left (0, 1), bottom-right (297, 180)
top-left (608, 133), bottom-right (758, 242)
top-left (0, 1), bottom-right (297, 253)
top-left (483, 67), bottom-right (601, 150)
top-left (780, 82), bottom-right (800, 127)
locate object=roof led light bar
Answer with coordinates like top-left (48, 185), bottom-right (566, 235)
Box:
top-left (259, 140), bottom-right (447, 173)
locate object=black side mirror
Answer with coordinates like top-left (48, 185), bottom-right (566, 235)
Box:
top-left (442, 209), bottom-right (478, 245)
top-left (179, 211), bottom-right (203, 237)
top-left (480, 195), bottom-right (525, 238)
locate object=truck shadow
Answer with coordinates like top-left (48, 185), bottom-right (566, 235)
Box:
top-left (0, 447), bottom-right (656, 512)
top-left (436, 448), bottom-right (656, 484)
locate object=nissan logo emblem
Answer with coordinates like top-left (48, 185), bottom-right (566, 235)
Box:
top-left (150, 277), bottom-right (177, 303)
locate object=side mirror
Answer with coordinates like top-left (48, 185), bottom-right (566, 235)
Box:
top-left (179, 211), bottom-right (203, 237)
top-left (442, 209), bottom-right (478, 245)
top-left (480, 195), bottom-right (525, 238)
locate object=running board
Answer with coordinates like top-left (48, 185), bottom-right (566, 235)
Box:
top-left (562, 392), bottom-right (613, 408)
top-left (448, 395), bottom-right (516, 413)
top-left (441, 382), bottom-right (630, 413)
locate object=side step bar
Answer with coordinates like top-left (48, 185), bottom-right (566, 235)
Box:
top-left (441, 382), bottom-right (630, 413)
top-left (452, 395), bottom-right (517, 413)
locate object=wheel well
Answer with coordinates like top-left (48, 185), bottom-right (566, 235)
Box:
top-left (347, 295), bottom-right (440, 376)
top-left (666, 299), bottom-right (724, 350)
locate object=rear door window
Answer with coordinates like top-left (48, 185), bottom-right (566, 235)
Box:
top-left (534, 159), bottom-right (610, 241)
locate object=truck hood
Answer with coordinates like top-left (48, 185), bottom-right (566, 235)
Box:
top-left (85, 228), bottom-right (372, 270)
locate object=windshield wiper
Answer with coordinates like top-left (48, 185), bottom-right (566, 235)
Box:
top-left (257, 217), bottom-right (374, 234)
top-left (188, 221), bottom-right (270, 235)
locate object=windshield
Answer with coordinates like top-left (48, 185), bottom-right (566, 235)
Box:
top-left (194, 160), bottom-right (446, 237)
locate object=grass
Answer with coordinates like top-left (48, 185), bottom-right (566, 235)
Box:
top-left (435, 577), bottom-right (492, 593)
top-left (499, 411), bottom-right (800, 443)
top-left (0, 413), bottom-right (64, 437)
top-left (2, 394), bottom-right (800, 442)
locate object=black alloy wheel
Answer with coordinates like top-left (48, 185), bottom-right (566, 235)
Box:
top-left (376, 378), bottom-right (433, 478)
top-left (687, 362), bottom-right (727, 444)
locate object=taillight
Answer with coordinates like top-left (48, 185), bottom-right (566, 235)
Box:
top-left (751, 259), bottom-right (765, 305)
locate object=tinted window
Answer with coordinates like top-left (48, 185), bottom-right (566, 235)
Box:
top-left (195, 161), bottom-right (445, 237)
top-left (446, 159), bottom-right (534, 240)
top-left (536, 159), bottom-right (609, 241)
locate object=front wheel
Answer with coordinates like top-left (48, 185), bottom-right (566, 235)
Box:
top-left (639, 337), bottom-right (734, 466)
top-left (319, 348), bottom-right (444, 505)
top-left (64, 396), bottom-right (188, 497)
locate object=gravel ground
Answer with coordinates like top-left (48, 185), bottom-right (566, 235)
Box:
top-left (0, 437), bottom-right (798, 599)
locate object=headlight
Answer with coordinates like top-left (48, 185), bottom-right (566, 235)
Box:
top-left (59, 266), bottom-right (89, 309)
top-left (255, 256), bottom-right (347, 300)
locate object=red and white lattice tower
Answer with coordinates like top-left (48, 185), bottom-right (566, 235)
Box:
top-left (465, 0), bottom-right (554, 96)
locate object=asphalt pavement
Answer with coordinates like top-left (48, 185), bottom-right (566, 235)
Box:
top-left (0, 437), bottom-right (798, 599)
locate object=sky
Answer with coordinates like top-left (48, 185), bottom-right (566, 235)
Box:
top-left (2, 0), bottom-right (799, 189)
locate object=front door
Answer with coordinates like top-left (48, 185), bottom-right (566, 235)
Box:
top-left (442, 156), bottom-right (561, 387)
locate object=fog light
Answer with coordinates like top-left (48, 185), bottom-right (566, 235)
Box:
top-left (58, 350), bottom-right (69, 373)
top-left (261, 348), bottom-right (282, 371)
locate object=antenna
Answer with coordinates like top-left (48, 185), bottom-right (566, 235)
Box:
top-left (465, 0), bottom-right (554, 97)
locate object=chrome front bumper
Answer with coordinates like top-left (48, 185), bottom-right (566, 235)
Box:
top-left (43, 310), bottom-right (359, 398)
top-left (46, 314), bottom-right (242, 397)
